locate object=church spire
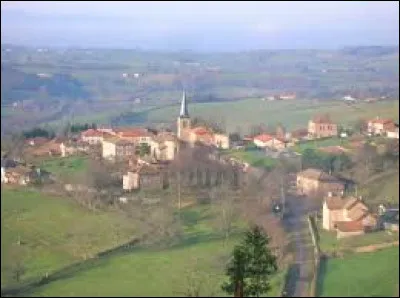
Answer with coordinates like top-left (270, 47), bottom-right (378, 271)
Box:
top-left (179, 91), bottom-right (189, 118)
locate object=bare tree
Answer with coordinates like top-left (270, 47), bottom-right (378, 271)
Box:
top-left (4, 244), bottom-right (26, 284)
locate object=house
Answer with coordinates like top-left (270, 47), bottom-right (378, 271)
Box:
top-left (322, 194), bottom-right (378, 238)
top-left (253, 134), bottom-right (287, 150)
top-left (60, 141), bottom-right (90, 157)
top-left (102, 137), bottom-right (136, 160)
top-left (113, 127), bottom-right (154, 146)
top-left (25, 137), bottom-right (49, 147)
top-left (81, 129), bottom-right (109, 145)
top-left (278, 93), bottom-right (296, 100)
top-left (386, 126), bottom-right (399, 139)
top-left (150, 133), bottom-right (178, 161)
top-left (296, 168), bottom-right (345, 196)
top-left (308, 114), bottom-right (338, 139)
top-left (367, 117), bottom-right (395, 136)
top-left (177, 92), bottom-right (230, 149)
top-left (123, 164), bottom-right (166, 191)
top-left (288, 128), bottom-right (309, 144)
top-left (1, 165), bottom-right (40, 185)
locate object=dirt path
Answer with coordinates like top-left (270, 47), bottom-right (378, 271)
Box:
top-left (354, 241), bottom-right (399, 253)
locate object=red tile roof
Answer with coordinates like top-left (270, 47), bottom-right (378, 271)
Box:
top-left (335, 220), bottom-right (364, 232)
top-left (192, 126), bottom-right (212, 136)
top-left (254, 134), bottom-right (274, 143)
top-left (81, 129), bottom-right (104, 137)
top-left (369, 118), bottom-right (393, 125)
top-left (115, 128), bottom-right (151, 138)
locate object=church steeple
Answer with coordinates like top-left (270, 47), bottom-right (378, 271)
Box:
top-left (179, 91), bottom-right (189, 118)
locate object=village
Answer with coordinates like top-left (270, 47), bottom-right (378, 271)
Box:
top-left (1, 92), bottom-right (399, 243)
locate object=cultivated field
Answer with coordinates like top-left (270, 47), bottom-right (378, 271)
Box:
top-left (317, 246), bottom-right (399, 297)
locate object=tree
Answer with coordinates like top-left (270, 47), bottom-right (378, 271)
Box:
top-left (222, 226), bottom-right (278, 297)
top-left (137, 143), bottom-right (151, 157)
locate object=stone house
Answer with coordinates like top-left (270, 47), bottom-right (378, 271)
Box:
top-left (1, 165), bottom-right (41, 185)
top-left (150, 133), bottom-right (178, 161)
top-left (322, 194), bottom-right (377, 238)
top-left (123, 164), bottom-right (166, 191)
top-left (253, 134), bottom-right (287, 150)
top-left (308, 114), bottom-right (338, 139)
top-left (296, 168), bottom-right (345, 197)
top-left (81, 129), bottom-right (109, 145)
top-left (60, 141), bottom-right (90, 157)
top-left (102, 137), bottom-right (136, 160)
top-left (367, 117), bottom-right (395, 136)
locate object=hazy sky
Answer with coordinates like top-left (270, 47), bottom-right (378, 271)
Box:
top-left (1, 1), bottom-right (399, 51)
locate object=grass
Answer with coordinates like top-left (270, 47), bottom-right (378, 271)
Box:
top-left (119, 99), bottom-right (399, 133)
top-left (292, 137), bottom-right (350, 154)
top-left (359, 171), bottom-right (399, 208)
top-left (317, 226), bottom-right (399, 256)
top-left (224, 148), bottom-right (277, 170)
top-left (1, 187), bottom-right (137, 287)
top-left (317, 246), bottom-right (399, 297)
top-left (1, 188), bottom-right (286, 297)
top-left (37, 155), bottom-right (89, 179)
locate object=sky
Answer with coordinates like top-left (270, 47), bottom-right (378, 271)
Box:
top-left (1, 1), bottom-right (399, 51)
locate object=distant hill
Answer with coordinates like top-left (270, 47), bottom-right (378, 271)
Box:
top-left (1, 65), bottom-right (91, 104)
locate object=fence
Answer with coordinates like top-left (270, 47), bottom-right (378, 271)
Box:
top-left (307, 215), bottom-right (320, 297)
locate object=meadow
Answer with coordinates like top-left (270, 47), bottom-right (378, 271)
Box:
top-left (1, 187), bottom-right (137, 287)
top-left (37, 156), bottom-right (89, 179)
top-left (115, 99), bottom-right (399, 133)
top-left (317, 246), bottom-right (399, 297)
top-left (1, 187), bottom-right (286, 297)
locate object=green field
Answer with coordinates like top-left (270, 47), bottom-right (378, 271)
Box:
top-left (116, 99), bottom-right (399, 134)
top-left (223, 148), bottom-right (277, 170)
top-left (317, 227), bottom-right (399, 256)
top-left (38, 156), bottom-right (89, 179)
top-left (1, 187), bottom-right (286, 296)
top-left (1, 187), bottom-right (137, 287)
top-left (317, 247), bottom-right (399, 297)
top-left (292, 137), bottom-right (350, 154)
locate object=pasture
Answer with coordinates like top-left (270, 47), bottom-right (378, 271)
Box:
top-left (37, 156), bottom-right (89, 179)
top-left (1, 188), bottom-right (286, 297)
top-left (117, 99), bottom-right (399, 133)
top-left (317, 246), bottom-right (399, 297)
top-left (1, 187), bottom-right (137, 287)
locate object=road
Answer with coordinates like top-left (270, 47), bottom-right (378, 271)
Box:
top-left (282, 192), bottom-right (315, 297)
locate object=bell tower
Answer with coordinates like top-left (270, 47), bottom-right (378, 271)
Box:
top-left (177, 91), bottom-right (191, 140)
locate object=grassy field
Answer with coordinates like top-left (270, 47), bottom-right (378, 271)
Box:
top-left (292, 137), bottom-right (350, 154)
top-left (359, 170), bottom-right (400, 208)
top-left (223, 148), bottom-right (277, 170)
top-left (37, 156), bottom-right (89, 179)
top-left (317, 246), bottom-right (399, 297)
top-left (1, 187), bottom-right (137, 287)
top-left (118, 99), bottom-right (399, 133)
top-left (317, 226), bottom-right (399, 256)
top-left (1, 188), bottom-right (286, 297)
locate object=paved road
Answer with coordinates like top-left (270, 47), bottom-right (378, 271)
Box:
top-left (282, 193), bottom-right (315, 297)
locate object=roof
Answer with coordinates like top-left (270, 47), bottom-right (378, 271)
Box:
top-left (179, 91), bottom-right (189, 117)
top-left (7, 165), bottom-right (33, 175)
top-left (318, 146), bottom-right (349, 155)
top-left (347, 204), bottom-right (368, 221)
top-left (297, 168), bottom-right (340, 183)
top-left (369, 118), bottom-right (393, 125)
top-left (325, 196), bottom-right (346, 210)
top-left (254, 134), bottom-right (274, 143)
top-left (335, 220), bottom-right (364, 232)
top-left (138, 164), bottom-right (161, 175)
top-left (291, 128), bottom-right (308, 138)
top-left (113, 127), bottom-right (152, 138)
top-left (311, 114), bottom-right (333, 124)
top-left (192, 126), bottom-right (213, 136)
top-left (103, 137), bottom-right (135, 145)
top-left (343, 197), bottom-right (360, 210)
top-left (26, 137), bottom-right (49, 145)
top-left (81, 129), bottom-right (104, 137)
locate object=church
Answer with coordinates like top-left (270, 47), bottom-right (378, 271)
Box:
top-left (177, 92), bottom-right (230, 149)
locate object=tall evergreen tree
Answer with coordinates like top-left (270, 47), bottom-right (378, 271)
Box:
top-left (222, 225), bottom-right (277, 297)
